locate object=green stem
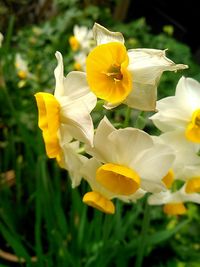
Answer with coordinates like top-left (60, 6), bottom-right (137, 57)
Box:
top-left (135, 197), bottom-right (151, 267)
top-left (123, 107), bottom-right (132, 127)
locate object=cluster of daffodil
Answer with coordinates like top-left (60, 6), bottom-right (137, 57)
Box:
top-left (69, 25), bottom-right (95, 71)
top-left (35, 23), bottom-right (200, 215)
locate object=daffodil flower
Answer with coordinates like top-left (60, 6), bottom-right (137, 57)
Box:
top-left (15, 54), bottom-right (30, 80)
top-left (80, 116), bottom-right (175, 213)
top-left (150, 77), bottom-right (200, 143)
top-left (86, 23), bottom-right (188, 111)
top-left (81, 157), bottom-right (146, 214)
top-left (148, 184), bottom-right (200, 215)
top-left (35, 51), bottom-right (97, 159)
top-left (69, 25), bottom-right (94, 52)
top-left (73, 51), bottom-right (87, 71)
top-left (153, 131), bottom-right (200, 193)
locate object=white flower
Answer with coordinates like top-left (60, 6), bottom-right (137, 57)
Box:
top-left (15, 54), bottom-right (30, 79)
top-left (69, 25), bottom-right (94, 52)
top-left (73, 51), bottom-right (87, 71)
top-left (85, 23), bottom-right (188, 111)
top-left (148, 184), bottom-right (200, 215)
top-left (153, 132), bottom-right (200, 193)
top-left (81, 157), bottom-right (146, 214)
top-left (80, 116), bottom-right (175, 214)
top-left (150, 76), bottom-right (200, 143)
top-left (153, 132), bottom-right (200, 177)
top-left (35, 51), bottom-right (97, 158)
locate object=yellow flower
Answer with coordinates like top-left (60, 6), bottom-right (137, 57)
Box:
top-left (35, 92), bottom-right (61, 158)
top-left (81, 116), bottom-right (175, 213)
top-left (86, 23), bottom-right (188, 111)
top-left (35, 51), bottom-right (97, 159)
top-left (86, 42), bottom-right (132, 104)
top-left (15, 54), bottom-right (29, 80)
top-left (148, 184), bottom-right (200, 215)
top-left (69, 25), bottom-right (93, 52)
top-left (151, 77), bottom-right (200, 144)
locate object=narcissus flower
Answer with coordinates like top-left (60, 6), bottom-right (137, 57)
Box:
top-left (15, 54), bottom-right (31, 80)
top-left (153, 132), bottom-right (200, 193)
top-left (81, 116), bottom-right (175, 213)
top-left (86, 23), bottom-right (188, 110)
top-left (69, 25), bottom-right (94, 52)
top-left (150, 77), bottom-right (200, 143)
top-left (35, 51), bottom-right (97, 158)
top-left (81, 158), bottom-right (146, 214)
top-left (148, 184), bottom-right (200, 215)
top-left (73, 52), bottom-right (87, 71)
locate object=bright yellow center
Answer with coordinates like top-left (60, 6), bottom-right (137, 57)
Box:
top-left (18, 70), bottom-right (27, 79)
top-left (163, 203), bottom-right (187, 215)
top-left (185, 177), bottom-right (200, 193)
top-left (162, 169), bottom-right (174, 189)
top-left (83, 191), bottom-right (115, 214)
top-left (69, 36), bottom-right (80, 51)
top-left (35, 92), bottom-right (61, 158)
top-left (185, 109), bottom-right (200, 143)
top-left (86, 42), bottom-right (132, 104)
top-left (96, 163), bottom-right (140, 195)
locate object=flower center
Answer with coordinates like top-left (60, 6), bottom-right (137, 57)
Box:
top-left (83, 191), bottom-right (115, 214)
top-left (185, 177), bottom-right (200, 193)
top-left (185, 109), bottom-right (200, 143)
top-left (35, 92), bottom-right (61, 158)
top-left (163, 203), bottom-right (187, 215)
top-left (96, 163), bottom-right (140, 195)
top-left (106, 64), bottom-right (123, 81)
top-left (86, 42), bottom-right (132, 104)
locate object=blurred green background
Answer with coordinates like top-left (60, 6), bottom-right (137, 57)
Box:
top-left (0, 1), bottom-right (200, 266)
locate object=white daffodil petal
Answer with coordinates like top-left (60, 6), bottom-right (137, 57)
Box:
top-left (134, 143), bottom-right (175, 192)
top-left (54, 51), bottom-right (65, 97)
top-left (108, 128), bottom-right (153, 165)
top-left (58, 124), bottom-right (73, 146)
top-left (60, 100), bottom-right (95, 146)
top-left (176, 77), bottom-right (200, 110)
top-left (150, 109), bottom-right (189, 132)
top-left (86, 116), bottom-right (116, 162)
top-left (61, 141), bottom-right (88, 188)
top-left (93, 23), bottom-right (124, 45)
top-left (118, 188), bottom-right (147, 203)
top-left (148, 191), bottom-right (172, 205)
top-left (128, 49), bottom-right (188, 85)
top-left (123, 82), bottom-right (157, 111)
top-left (63, 71), bottom-right (96, 108)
